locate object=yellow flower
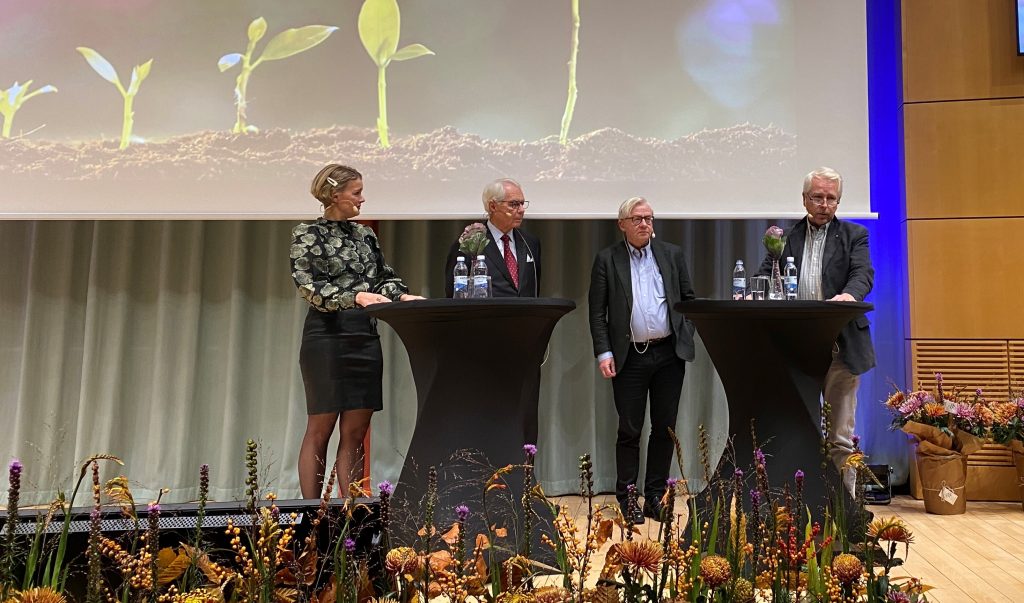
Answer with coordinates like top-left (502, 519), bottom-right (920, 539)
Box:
top-left (832, 553), bottom-right (863, 585)
top-left (867, 517), bottom-right (914, 544)
top-left (733, 577), bottom-right (755, 603)
top-left (4, 588), bottom-right (68, 603)
top-left (614, 540), bottom-right (664, 574)
top-left (384, 546), bottom-right (421, 575)
top-left (699, 554), bottom-right (731, 588)
top-left (534, 586), bottom-right (572, 603)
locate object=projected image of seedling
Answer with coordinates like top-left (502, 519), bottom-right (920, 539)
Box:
top-left (358, 0), bottom-right (434, 148)
top-left (0, 80), bottom-right (58, 138)
top-left (218, 17), bottom-right (337, 135)
top-left (559, 0), bottom-right (581, 145)
top-left (76, 48), bottom-right (152, 150)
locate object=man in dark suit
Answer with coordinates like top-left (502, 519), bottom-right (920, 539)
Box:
top-left (588, 197), bottom-right (697, 524)
top-left (444, 178), bottom-right (541, 298)
top-left (757, 167), bottom-right (875, 495)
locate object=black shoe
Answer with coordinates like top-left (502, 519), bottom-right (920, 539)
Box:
top-left (642, 500), bottom-right (664, 521)
top-left (620, 503), bottom-right (646, 525)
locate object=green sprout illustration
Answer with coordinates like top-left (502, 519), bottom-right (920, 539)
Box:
top-left (76, 47), bottom-right (152, 150)
top-left (218, 17), bottom-right (338, 134)
top-left (358, 0), bottom-right (434, 148)
top-left (0, 80), bottom-right (57, 138)
top-left (559, 0), bottom-right (581, 145)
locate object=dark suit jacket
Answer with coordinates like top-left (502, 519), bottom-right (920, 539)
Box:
top-left (757, 216), bottom-right (876, 375)
top-left (444, 227), bottom-right (542, 298)
top-left (588, 239), bottom-right (697, 371)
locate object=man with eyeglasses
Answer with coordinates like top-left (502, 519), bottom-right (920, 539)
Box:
top-left (756, 166), bottom-right (875, 496)
top-left (444, 178), bottom-right (542, 298)
top-left (588, 197), bottom-right (697, 524)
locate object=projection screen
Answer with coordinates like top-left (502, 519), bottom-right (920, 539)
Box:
top-left (0, 0), bottom-right (871, 219)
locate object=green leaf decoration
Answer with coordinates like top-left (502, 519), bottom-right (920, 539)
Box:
top-left (218, 53), bottom-right (243, 72)
top-left (258, 25), bottom-right (338, 63)
top-left (358, 0), bottom-right (400, 67)
top-left (390, 43), bottom-right (434, 62)
top-left (248, 17), bottom-right (268, 44)
top-left (76, 47), bottom-right (121, 87)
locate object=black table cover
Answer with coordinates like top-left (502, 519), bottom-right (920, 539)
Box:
top-left (366, 297), bottom-right (575, 508)
top-left (676, 299), bottom-right (872, 521)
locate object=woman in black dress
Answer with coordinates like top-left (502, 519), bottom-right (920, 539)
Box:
top-left (291, 164), bottom-right (422, 498)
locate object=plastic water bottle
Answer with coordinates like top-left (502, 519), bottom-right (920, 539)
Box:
top-left (453, 256), bottom-right (469, 299)
top-left (731, 260), bottom-right (746, 300)
top-left (471, 255), bottom-right (490, 298)
top-left (784, 256), bottom-right (798, 300)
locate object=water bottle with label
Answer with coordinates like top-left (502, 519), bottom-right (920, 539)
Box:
top-left (471, 255), bottom-right (490, 298)
top-left (453, 256), bottom-right (469, 298)
top-left (731, 260), bottom-right (746, 300)
top-left (784, 256), bottom-right (798, 300)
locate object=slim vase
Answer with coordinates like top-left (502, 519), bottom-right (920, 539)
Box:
top-left (768, 258), bottom-right (785, 300)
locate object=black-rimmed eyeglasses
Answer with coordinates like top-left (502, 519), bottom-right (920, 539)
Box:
top-left (624, 216), bottom-right (654, 226)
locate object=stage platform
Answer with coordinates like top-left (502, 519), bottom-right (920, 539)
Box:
top-left (549, 494), bottom-right (1024, 603)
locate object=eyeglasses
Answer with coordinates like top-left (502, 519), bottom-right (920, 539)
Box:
top-left (624, 215), bottom-right (654, 226)
top-left (807, 195), bottom-right (839, 208)
top-left (501, 200), bottom-right (530, 210)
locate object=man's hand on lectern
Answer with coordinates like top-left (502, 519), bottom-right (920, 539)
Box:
top-left (827, 293), bottom-right (856, 302)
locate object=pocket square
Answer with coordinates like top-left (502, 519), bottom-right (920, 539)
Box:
top-left (526, 254), bottom-right (534, 263)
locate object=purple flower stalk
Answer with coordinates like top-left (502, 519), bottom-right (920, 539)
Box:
top-left (666, 477), bottom-right (678, 489)
top-left (734, 469), bottom-right (744, 479)
top-left (976, 388), bottom-right (983, 397)
top-left (377, 480), bottom-right (393, 496)
top-left (754, 448), bottom-right (766, 466)
top-left (852, 434), bottom-right (861, 448)
top-left (148, 502), bottom-right (160, 513)
top-left (9, 459), bottom-right (22, 478)
top-left (794, 470), bottom-right (805, 483)
top-left (344, 537), bottom-right (356, 553)
top-left (750, 489), bottom-right (761, 506)
top-left (935, 372), bottom-right (943, 383)
top-left (523, 443), bottom-right (538, 457)
top-left (455, 504), bottom-right (470, 522)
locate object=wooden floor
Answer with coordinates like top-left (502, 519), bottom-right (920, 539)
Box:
top-left (550, 494), bottom-right (1024, 603)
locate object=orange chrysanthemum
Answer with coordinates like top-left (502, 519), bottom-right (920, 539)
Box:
top-left (699, 554), bottom-right (732, 588)
top-left (923, 402), bottom-right (946, 418)
top-left (384, 546), bottom-right (421, 575)
top-left (868, 517), bottom-right (914, 544)
top-left (832, 553), bottom-right (863, 585)
top-left (614, 540), bottom-right (664, 574)
top-left (885, 390), bottom-right (905, 410)
top-left (534, 586), bottom-right (572, 603)
top-left (4, 588), bottom-right (68, 603)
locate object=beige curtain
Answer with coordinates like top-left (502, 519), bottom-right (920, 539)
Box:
top-left (1, 218), bottom-right (795, 506)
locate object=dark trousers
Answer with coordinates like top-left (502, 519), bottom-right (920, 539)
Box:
top-left (611, 338), bottom-right (686, 507)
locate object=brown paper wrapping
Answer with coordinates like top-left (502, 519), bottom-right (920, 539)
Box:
top-left (902, 422), bottom-right (981, 514)
top-left (1012, 440), bottom-right (1024, 512)
top-left (902, 421), bottom-right (953, 450)
top-left (916, 452), bottom-right (968, 515)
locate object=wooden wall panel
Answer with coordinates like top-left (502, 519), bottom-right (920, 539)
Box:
top-left (911, 340), bottom-right (1010, 393)
top-left (907, 218), bottom-right (1024, 338)
top-left (902, 0), bottom-right (1024, 103)
top-left (904, 99), bottom-right (1024, 219)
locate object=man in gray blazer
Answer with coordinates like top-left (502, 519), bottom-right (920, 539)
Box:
top-left (588, 197), bottom-right (697, 524)
top-left (758, 167), bottom-right (875, 495)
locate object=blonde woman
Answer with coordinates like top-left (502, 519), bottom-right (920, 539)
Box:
top-left (290, 164), bottom-right (423, 498)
